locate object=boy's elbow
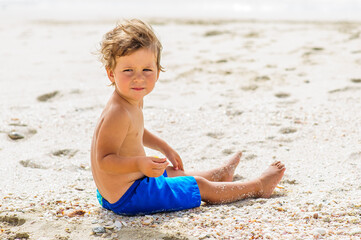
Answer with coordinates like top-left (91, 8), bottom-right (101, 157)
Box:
top-left (96, 154), bottom-right (140, 174)
top-left (97, 154), bottom-right (115, 172)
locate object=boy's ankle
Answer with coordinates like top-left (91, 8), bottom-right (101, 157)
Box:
top-left (253, 179), bottom-right (264, 198)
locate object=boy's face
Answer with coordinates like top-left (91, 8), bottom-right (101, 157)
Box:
top-left (106, 48), bottom-right (160, 105)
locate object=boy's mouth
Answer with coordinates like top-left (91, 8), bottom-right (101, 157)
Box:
top-left (132, 88), bottom-right (145, 91)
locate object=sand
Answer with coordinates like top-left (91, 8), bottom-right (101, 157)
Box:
top-left (1, 14), bottom-right (361, 240)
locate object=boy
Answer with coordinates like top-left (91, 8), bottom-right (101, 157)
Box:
top-left (91, 19), bottom-right (285, 216)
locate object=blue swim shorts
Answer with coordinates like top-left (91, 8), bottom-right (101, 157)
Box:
top-left (97, 171), bottom-right (201, 216)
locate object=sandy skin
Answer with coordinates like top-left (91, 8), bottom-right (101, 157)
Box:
top-left (167, 152), bottom-right (285, 204)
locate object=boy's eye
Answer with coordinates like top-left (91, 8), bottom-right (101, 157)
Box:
top-left (143, 69), bottom-right (152, 72)
top-left (123, 69), bottom-right (132, 72)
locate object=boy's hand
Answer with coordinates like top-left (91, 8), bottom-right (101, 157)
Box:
top-left (138, 157), bottom-right (169, 178)
top-left (163, 147), bottom-right (184, 171)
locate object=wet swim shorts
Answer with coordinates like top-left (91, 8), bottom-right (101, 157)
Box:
top-left (97, 171), bottom-right (201, 216)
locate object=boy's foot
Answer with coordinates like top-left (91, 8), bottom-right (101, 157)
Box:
top-left (258, 161), bottom-right (286, 198)
top-left (218, 151), bottom-right (242, 182)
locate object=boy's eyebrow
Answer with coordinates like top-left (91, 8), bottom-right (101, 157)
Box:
top-left (121, 65), bottom-right (156, 69)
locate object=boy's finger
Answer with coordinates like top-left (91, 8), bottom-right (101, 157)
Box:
top-left (154, 160), bottom-right (169, 167)
top-left (151, 157), bottom-right (167, 163)
top-left (172, 161), bottom-right (179, 170)
top-left (178, 159), bottom-right (184, 170)
top-left (153, 161), bottom-right (169, 171)
top-left (162, 161), bottom-right (169, 168)
top-left (174, 158), bottom-right (183, 171)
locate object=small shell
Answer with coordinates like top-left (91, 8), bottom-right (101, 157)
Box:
top-left (8, 131), bottom-right (24, 140)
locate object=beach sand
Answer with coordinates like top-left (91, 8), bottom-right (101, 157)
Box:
top-left (1, 15), bottom-right (361, 239)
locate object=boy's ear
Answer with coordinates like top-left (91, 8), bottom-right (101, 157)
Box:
top-left (106, 67), bottom-right (115, 83)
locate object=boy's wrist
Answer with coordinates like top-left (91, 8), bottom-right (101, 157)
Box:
top-left (158, 141), bottom-right (170, 155)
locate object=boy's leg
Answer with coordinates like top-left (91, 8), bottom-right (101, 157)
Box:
top-left (166, 152), bottom-right (242, 182)
top-left (194, 161), bottom-right (285, 204)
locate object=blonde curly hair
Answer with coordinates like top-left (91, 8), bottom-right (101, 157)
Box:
top-left (99, 19), bottom-right (164, 74)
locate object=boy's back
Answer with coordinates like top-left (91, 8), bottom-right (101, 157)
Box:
top-left (91, 92), bottom-right (146, 203)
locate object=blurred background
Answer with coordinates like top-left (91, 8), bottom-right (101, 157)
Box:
top-left (1, 0), bottom-right (361, 22)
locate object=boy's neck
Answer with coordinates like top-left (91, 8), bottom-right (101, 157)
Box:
top-left (113, 90), bottom-right (143, 108)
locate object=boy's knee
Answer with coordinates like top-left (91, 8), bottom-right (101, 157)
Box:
top-left (194, 176), bottom-right (208, 187)
top-left (194, 176), bottom-right (214, 202)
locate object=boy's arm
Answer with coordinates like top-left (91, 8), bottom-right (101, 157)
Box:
top-left (95, 108), bottom-right (168, 177)
top-left (143, 128), bottom-right (184, 170)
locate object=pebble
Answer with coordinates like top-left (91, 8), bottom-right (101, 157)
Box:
top-left (141, 216), bottom-right (154, 225)
top-left (350, 228), bottom-right (361, 235)
top-left (105, 220), bottom-right (113, 226)
top-left (8, 131), bottom-right (24, 140)
top-left (104, 225), bottom-right (114, 230)
top-left (263, 232), bottom-right (273, 239)
top-left (1, 174), bottom-right (360, 240)
top-left (114, 221), bottom-right (122, 228)
top-left (67, 210), bottom-right (85, 217)
top-left (313, 228), bottom-right (327, 236)
top-left (92, 226), bottom-right (106, 234)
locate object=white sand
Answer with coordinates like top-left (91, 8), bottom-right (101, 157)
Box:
top-left (1, 14), bottom-right (361, 240)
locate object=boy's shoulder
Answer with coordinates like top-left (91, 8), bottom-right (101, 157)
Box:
top-left (103, 100), bottom-right (132, 127)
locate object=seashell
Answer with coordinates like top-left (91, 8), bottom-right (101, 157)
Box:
top-left (8, 131), bottom-right (24, 140)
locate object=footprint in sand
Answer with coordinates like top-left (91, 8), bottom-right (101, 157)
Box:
top-left (226, 110), bottom-right (243, 117)
top-left (349, 31), bottom-right (360, 40)
top-left (351, 78), bottom-right (361, 83)
top-left (19, 159), bottom-right (47, 169)
top-left (281, 179), bottom-right (298, 185)
top-left (206, 132), bottom-right (224, 139)
top-left (277, 137), bottom-right (294, 143)
top-left (0, 214), bottom-right (26, 226)
top-left (204, 30), bottom-right (229, 37)
top-left (37, 91), bottom-right (59, 102)
top-left (222, 149), bottom-right (234, 155)
top-left (303, 47), bottom-right (324, 56)
top-left (254, 75), bottom-right (270, 82)
top-left (52, 149), bottom-right (79, 159)
top-left (311, 47), bottom-right (324, 51)
top-left (216, 59), bottom-right (228, 64)
top-left (275, 92), bottom-right (290, 98)
top-left (328, 86), bottom-right (361, 94)
top-left (244, 31), bottom-right (260, 38)
top-left (241, 84), bottom-right (258, 91)
top-left (244, 154), bottom-right (257, 161)
top-left (348, 152), bottom-right (361, 160)
top-left (302, 47), bottom-right (324, 65)
top-left (279, 127), bottom-right (297, 134)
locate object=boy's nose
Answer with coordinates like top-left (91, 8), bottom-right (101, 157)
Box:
top-left (133, 72), bottom-right (145, 82)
